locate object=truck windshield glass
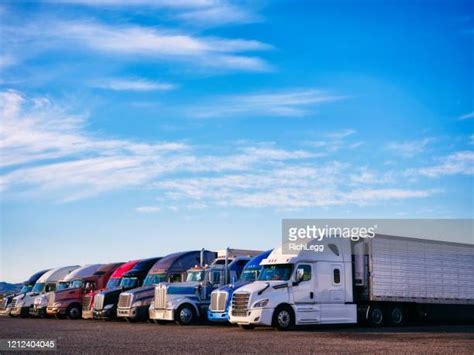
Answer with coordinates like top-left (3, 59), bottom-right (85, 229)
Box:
top-left (143, 274), bottom-right (167, 286)
top-left (31, 283), bottom-right (45, 294)
top-left (20, 285), bottom-right (33, 293)
top-left (259, 265), bottom-right (293, 281)
top-left (70, 280), bottom-right (83, 288)
top-left (186, 270), bottom-right (206, 282)
top-left (240, 269), bottom-right (259, 282)
top-left (120, 277), bottom-right (138, 288)
top-left (106, 277), bottom-right (121, 289)
top-left (57, 282), bottom-right (70, 290)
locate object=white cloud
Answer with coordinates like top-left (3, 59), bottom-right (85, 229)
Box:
top-left (91, 78), bottom-right (175, 91)
top-left (43, 20), bottom-right (271, 71)
top-left (386, 138), bottom-right (433, 157)
top-left (416, 151), bottom-right (474, 177)
top-left (307, 129), bottom-right (361, 154)
top-left (458, 111), bottom-right (474, 120)
top-left (191, 89), bottom-right (344, 118)
top-left (0, 90), bottom-right (447, 209)
top-left (136, 206), bottom-right (161, 213)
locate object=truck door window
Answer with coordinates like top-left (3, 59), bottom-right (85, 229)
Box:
top-left (296, 265), bottom-right (311, 282)
top-left (333, 268), bottom-right (341, 284)
top-left (169, 274), bottom-right (182, 283)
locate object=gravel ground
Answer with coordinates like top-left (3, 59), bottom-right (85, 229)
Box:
top-left (0, 317), bottom-right (473, 354)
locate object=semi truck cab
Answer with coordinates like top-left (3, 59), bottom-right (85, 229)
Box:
top-left (229, 239), bottom-right (357, 330)
top-left (4, 269), bottom-right (50, 317)
top-left (46, 264), bottom-right (105, 319)
top-left (150, 248), bottom-right (261, 325)
top-left (208, 250), bottom-right (272, 322)
top-left (82, 261), bottom-right (138, 319)
top-left (92, 258), bottom-right (161, 320)
top-left (118, 250), bottom-right (216, 321)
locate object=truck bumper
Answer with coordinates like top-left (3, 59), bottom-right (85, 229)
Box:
top-left (117, 306), bottom-right (148, 320)
top-left (207, 310), bottom-right (229, 322)
top-left (10, 306), bottom-right (30, 317)
top-left (149, 308), bottom-right (174, 321)
top-left (93, 307), bottom-right (116, 320)
top-left (46, 307), bottom-right (66, 317)
top-left (229, 307), bottom-right (273, 326)
top-left (0, 308), bottom-right (12, 316)
top-left (82, 310), bottom-right (94, 319)
top-left (29, 307), bottom-right (46, 318)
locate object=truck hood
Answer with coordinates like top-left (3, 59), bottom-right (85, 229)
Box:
top-left (125, 285), bottom-right (154, 296)
top-left (166, 282), bottom-right (200, 295)
top-left (53, 287), bottom-right (81, 301)
top-left (233, 280), bottom-right (289, 296)
top-left (216, 281), bottom-right (250, 294)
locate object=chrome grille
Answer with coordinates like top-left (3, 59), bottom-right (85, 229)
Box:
top-left (155, 286), bottom-right (167, 309)
top-left (82, 295), bottom-right (92, 311)
top-left (118, 293), bottom-right (132, 308)
top-left (0, 299), bottom-right (7, 311)
top-left (94, 294), bottom-right (104, 311)
top-left (210, 291), bottom-right (227, 312)
top-left (47, 293), bottom-right (55, 307)
top-left (10, 299), bottom-right (17, 309)
top-left (231, 292), bottom-right (249, 317)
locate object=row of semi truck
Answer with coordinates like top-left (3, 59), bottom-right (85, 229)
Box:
top-left (1, 235), bottom-right (473, 330)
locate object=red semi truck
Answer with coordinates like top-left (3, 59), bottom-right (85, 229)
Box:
top-left (82, 260), bottom-right (139, 319)
top-left (46, 263), bottom-right (122, 319)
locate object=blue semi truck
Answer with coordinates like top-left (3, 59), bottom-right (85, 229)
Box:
top-left (207, 250), bottom-right (272, 322)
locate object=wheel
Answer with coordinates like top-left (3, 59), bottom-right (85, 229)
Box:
top-left (368, 305), bottom-right (385, 327)
top-left (66, 304), bottom-right (82, 320)
top-left (238, 324), bottom-right (255, 330)
top-left (389, 305), bottom-right (405, 326)
top-left (175, 304), bottom-right (196, 325)
top-left (272, 305), bottom-right (295, 331)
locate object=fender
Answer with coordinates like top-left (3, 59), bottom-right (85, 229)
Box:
top-left (172, 297), bottom-right (201, 316)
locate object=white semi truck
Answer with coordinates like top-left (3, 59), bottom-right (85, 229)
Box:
top-left (10, 265), bottom-right (80, 317)
top-left (229, 235), bottom-right (474, 330)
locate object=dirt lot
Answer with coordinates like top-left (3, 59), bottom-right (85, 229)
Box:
top-left (0, 317), bottom-right (473, 354)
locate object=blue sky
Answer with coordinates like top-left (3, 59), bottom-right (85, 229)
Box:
top-left (0, 0), bottom-right (473, 282)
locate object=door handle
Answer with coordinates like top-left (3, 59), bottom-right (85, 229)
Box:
top-left (310, 292), bottom-right (314, 299)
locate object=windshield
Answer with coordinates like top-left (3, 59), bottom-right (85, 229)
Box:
top-left (143, 274), bottom-right (167, 286)
top-left (259, 264), bottom-right (293, 281)
top-left (20, 285), bottom-right (33, 293)
top-left (186, 270), bottom-right (206, 282)
top-left (120, 277), bottom-right (138, 289)
top-left (70, 280), bottom-right (83, 289)
top-left (31, 283), bottom-right (45, 294)
top-left (57, 282), bottom-right (70, 290)
top-left (45, 283), bottom-right (56, 292)
top-left (106, 278), bottom-right (121, 289)
top-left (240, 269), bottom-right (259, 282)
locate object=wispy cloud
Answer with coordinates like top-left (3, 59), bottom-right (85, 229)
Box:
top-left (49, 0), bottom-right (261, 26)
top-left (191, 89), bottom-right (344, 118)
top-left (386, 138), bottom-right (434, 157)
top-left (91, 78), bottom-right (176, 91)
top-left (458, 111), bottom-right (474, 120)
top-left (0, 90), bottom-right (446, 209)
top-left (307, 129), bottom-right (362, 154)
top-left (9, 20), bottom-right (272, 72)
top-left (416, 151), bottom-right (474, 177)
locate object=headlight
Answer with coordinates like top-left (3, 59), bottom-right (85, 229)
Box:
top-left (53, 302), bottom-right (62, 308)
top-left (252, 299), bottom-right (269, 308)
top-left (104, 304), bottom-right (114, 310)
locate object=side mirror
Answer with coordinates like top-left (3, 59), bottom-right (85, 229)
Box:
top-left (294, 268), bottom-right (305, 285)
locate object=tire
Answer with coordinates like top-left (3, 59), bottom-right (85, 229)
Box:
top-left (272, 305), bottom-right (295, 331)
top-left (368, 305), bottom-right (385, 327)
top-left (238, 324), bottom-right (255, 330)
top-left (175, 304), bottom-right (196, 326)
top-left (389, 305), bottom-right (405, 326)
top-left (66, 304), bottom-right (82, 320)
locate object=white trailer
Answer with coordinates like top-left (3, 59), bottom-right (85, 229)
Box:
top-left (229, 235), bottom-right (474, 330)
